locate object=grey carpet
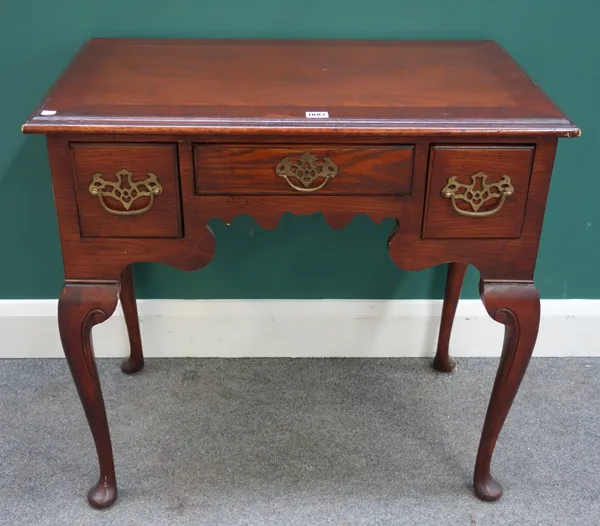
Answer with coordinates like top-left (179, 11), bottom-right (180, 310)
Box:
top-left (0, 358), bottom-right (599, 526)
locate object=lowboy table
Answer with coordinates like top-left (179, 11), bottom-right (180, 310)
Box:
top-left (22, 38), bottom-right (579, 509)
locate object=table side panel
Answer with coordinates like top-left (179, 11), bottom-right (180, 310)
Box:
top-left (45, 134), bottom-right (557, 282)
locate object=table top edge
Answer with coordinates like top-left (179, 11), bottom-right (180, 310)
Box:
top-left (21, 115), bottom-right (581, 138)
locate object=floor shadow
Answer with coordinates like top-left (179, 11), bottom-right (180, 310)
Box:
top-left (116, 358), bottom-right (478, 501)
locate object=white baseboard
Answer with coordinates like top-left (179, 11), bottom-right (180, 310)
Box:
top-left (0, 299), bottom-right (598, 359)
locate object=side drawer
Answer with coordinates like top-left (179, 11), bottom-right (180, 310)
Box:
top-left (70, 143), bottom-right (182, 238)
top-left (194, 145), bottom-right (414, 195)
top-left (423, 145), bottom-right (535, 239)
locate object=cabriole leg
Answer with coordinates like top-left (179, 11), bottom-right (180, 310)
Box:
top-left (58, 282), bottom-right (119, 509)
top-left (474, 280), bottom-right (540, 501)
top-left (433, 262), bottom-right (467, 372)
top-left (119, 265), bottom-right (144, 374)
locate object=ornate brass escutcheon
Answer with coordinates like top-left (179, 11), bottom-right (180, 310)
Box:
top-left (88, 169), bottom-right (163, 216)
top-left (441, 172), bottom-right (514, 218)
top-left (275, 152), bottom-right (338, 192)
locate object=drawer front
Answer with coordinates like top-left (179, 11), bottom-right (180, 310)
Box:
top-left (423, 145), bottom-right (535, 239)
top-left (194, 145), bottom-right (414, 195)
top-left (70, 143), bottom-right (182, 238)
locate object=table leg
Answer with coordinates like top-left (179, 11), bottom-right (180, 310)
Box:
top-left (432, 262), bottom-right (467, 372)
top-left (58, 282), bottom-right (119, 509)
top-left (119, 265), bottom-right (145, 374)
top-left (474, 280), bottom-right (540, 501)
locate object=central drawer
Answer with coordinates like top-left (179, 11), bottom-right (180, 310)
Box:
top-left (193, 145), bottom-right (414, 196)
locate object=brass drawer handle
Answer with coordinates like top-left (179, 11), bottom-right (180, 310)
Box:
top-left (275, 152), bottom-right (338, 193)
top-left (442, 172), bottom-right (514, 218)
top-left (88, 169), bottom-right (163, 216)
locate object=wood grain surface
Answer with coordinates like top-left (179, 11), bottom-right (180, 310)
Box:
top-left (423, 145), bottom-right (535, 239)
top-left (194, 145), bottom-right (414, 195)
top-left (22, 39), bottom-right (579, 137)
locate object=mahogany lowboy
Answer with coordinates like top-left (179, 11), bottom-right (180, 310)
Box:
top-left (22, 38), bottom-right (579, 509)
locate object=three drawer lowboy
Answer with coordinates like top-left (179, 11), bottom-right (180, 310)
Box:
top-left (22, 38), bottom-right (580, 509)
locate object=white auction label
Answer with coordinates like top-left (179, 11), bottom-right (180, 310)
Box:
top-left (305, 111), bottom-right (329, 118)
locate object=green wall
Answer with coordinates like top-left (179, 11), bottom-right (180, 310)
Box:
top-left (1, 1), bottom-right (598, 300)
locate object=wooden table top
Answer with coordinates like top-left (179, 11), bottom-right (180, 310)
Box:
top-left (22, 38), bottom-right (579, 137)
